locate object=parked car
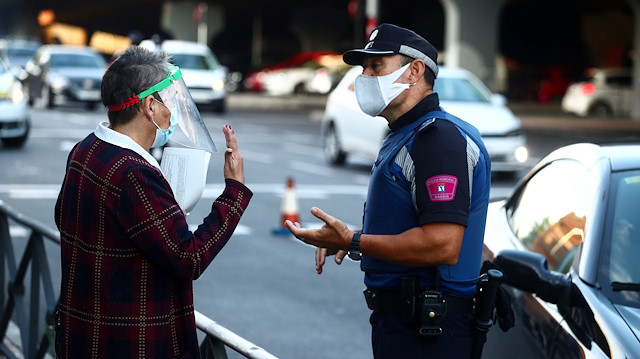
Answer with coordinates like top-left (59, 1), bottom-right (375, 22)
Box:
top-left (23, 45), bottom-right (106, 110)
top-left (141, 40), bottom-right (227, 113)
top-left (0, 58), bottom-right (29, 147)
top-left (243, 51), bottom-right (344, 95)
top-left (561, 68), bottom-right (632, 117)
top-left (0, 38), bottom-right (40, 80)
top-left (321, 66), bottom-right (529, 173)
top-left (483, 142), bottom-right (640, 358)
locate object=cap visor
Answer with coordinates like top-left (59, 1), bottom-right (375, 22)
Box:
top-left (343, 49), bottom-right (395, 65)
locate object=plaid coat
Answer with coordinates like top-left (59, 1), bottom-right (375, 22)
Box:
top-left (54, 134), bottom-right (252, 358)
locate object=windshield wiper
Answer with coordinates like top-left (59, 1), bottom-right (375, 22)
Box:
top-left (611, 282), bottom-right (640, 291)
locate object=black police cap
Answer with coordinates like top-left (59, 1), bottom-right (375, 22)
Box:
top-left (343, 23), bottom-right (439, 78)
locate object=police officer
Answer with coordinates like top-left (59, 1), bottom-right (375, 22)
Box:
top-left (286, 23), bottom-right (491, 358)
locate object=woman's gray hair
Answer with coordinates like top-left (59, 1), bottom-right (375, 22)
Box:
top-left (101, 45), bottom-right (172, 127)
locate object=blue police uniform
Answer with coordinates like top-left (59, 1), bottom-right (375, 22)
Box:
top-left (362, 93), bottom-right (491, 358)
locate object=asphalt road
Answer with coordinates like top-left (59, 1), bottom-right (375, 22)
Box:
top-left (2, 98), bottom-right (639, 358)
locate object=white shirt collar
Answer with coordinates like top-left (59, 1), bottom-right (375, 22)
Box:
top-left (94, 121), bottom-right (161, 170)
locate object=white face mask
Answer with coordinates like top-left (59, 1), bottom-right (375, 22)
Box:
top-left (355, 63), bottom-right (411, 117)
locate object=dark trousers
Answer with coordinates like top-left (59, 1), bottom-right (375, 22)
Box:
top-left (370, 311), bottom-right (474, 359)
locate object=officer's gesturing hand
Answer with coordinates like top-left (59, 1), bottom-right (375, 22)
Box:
top-left (285, 207), bottom-right (352, 273)
top-left (222, 125), bottom-right (245, 184)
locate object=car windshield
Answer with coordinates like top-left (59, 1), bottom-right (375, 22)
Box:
top-left (50, 53), bottom-right (106, 68)
top-left (602, 169), bottom-right (640, 307)
top-left (6, 47), bottom-right (38, 57)
top-left (434, 77), bottom-right (491, 103)
top-left (170, 53), bottom-right (220, 70)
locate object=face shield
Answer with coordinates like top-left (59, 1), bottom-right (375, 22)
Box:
top-left (138, 65), bottom-right (217, 152)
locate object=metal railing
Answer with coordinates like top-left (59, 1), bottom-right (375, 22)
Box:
top-left (0, 199), bottom-right (277, 359)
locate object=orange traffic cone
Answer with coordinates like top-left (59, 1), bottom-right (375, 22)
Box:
top-left (272, 177), bottom-right (300, 235)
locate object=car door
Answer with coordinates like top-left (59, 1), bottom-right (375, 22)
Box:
top-left (504, 160), bottom-right (597, 358)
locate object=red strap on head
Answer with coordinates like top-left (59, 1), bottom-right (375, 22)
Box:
top-left (107, 96), bottom-right (141, 112)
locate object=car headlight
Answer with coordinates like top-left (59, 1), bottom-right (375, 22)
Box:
top-left (49, 75), bottom-right (70, 91)
top-left (10, 82), bottom-right (25, 105)
top-left (211, 79), bottom-right (225, 92)
top-left (514, 146), bottom-right (528, 163)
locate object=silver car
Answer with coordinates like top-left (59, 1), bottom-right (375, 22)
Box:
top-left (23, 45), bottom-right (106, 110)
top-left (484, 142), bottom-right (640, 358)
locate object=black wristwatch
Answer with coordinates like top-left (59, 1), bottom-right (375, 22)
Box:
top-left (348, 231), bottom-right (363, 261)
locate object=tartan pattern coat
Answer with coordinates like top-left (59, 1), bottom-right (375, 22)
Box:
top-left (54, 134), bottom-right (252, 358)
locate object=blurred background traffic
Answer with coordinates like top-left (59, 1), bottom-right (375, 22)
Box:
top-left (0, 0), bottom-right (638, 108)
top-left (2, 1), bottom-right (640, 358)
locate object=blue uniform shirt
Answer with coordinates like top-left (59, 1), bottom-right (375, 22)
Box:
top-left (361, 93), bottom-right (491, 298)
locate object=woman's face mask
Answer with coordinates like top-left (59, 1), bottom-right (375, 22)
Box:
top-left (151, 100), bottom-right (178, 148)
top-left (354, 63), bottom-right (411, 117)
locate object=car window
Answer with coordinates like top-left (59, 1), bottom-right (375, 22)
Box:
top-left (508, 160), bottom-right (595, 273)
top-left (605, 75), bottom-right (632, 87)
top-left (170, 53), bottom-right (219, 70)
top-left (50, 53), bottom-right (106, 68)
top-left (602, 171), bottom-right (640, 306)
top-left (434, 77), bottom-right (490, 103)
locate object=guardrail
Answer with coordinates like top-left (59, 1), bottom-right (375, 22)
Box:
top-left (0, 199), bottom-right (277, 359)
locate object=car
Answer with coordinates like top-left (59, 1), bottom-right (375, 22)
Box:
top-left (140, 40), bottom-right (227, 113)
top-left (23, 45), bottom-right (106, 110)
top-left (0, 58), bottom-right (29, 147)
top-left (561, 68), bottom-right (632, 118)
top-left (243, 51), bottom-right (344, 96)
top-left (482, 142), bottom-right (640, 358)
top-left (321, 65), bottom-right (529, 173)
top-left (0, 38), bottom-right (40, 80)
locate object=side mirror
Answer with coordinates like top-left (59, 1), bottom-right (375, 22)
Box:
top-left (491, 93), bottom-right (507, 106)
top-left (494, 249), bottom-right (571, 304)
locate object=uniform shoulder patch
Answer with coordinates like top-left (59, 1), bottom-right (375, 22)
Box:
top-left (426, 174), bottom-right (458, 201)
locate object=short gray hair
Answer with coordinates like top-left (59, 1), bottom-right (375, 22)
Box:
top-left (101, 46), bottom-right (172, 127)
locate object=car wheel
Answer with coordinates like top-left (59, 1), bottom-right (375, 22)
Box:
top-left (2, 120), bottom-right (29, 148)
top-left (85, 101), bottom-right (98, 111)
top-left (214, 99), bottom-right (226, 114)
top-left (42, 84), bottom-right (55, 109)
top-left (323, 125), bottom-right (346, 165)
top-left (26, 86), bottom-right (34, 107)
top-left (588, 102), bottom-right (611, 117)
top-left (293, 83), bottom-right (306, 95)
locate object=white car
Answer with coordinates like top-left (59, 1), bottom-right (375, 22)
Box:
top-left (321, 66), bottom-right (529, 173)
top-left (141, 40), bottom-right (227, 113)
top-left (561, 68), bottom-right (632, 117)
top-left (0, 58), bottom-right (29, 147)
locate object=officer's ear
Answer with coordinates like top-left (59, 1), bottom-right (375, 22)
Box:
top-left (408, 59), bottom-right (426, 84)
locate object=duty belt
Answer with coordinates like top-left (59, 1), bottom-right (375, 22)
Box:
top-left (364, 289), bottom-right (474, 314)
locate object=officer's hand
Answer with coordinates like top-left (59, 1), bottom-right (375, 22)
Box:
top-left (315, 248), bottom-right (347, 275)
top-left (222, 125), bottom-right (245, 183)
top-left (285, 207), bottom-right (351, 250)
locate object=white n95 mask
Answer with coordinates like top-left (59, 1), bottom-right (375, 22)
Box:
top-left (355, 63), bottom-right (411, 117)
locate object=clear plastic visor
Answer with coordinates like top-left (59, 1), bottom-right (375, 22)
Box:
top-left (144, 66), bottom-right (217, 152)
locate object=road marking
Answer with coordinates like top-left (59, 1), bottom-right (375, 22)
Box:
top-left (30, 128), bottom-right (92, 139)
top-left (60, 140), bottom-right (78, 152)
top-left (0, 183), bottom-right (369, 199)
top-left (241, 149), bottom-right (274, 164)
top-left (0, 183), bottom-right (512, 202)
top-left (289, 161), bottom-right (335, 177)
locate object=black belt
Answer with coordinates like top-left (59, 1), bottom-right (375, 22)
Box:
top-left (364, 289), bottom-right (474, 314)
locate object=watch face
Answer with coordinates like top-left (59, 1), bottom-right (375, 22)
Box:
top-left (348, 251), bottom-right (362, 261)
